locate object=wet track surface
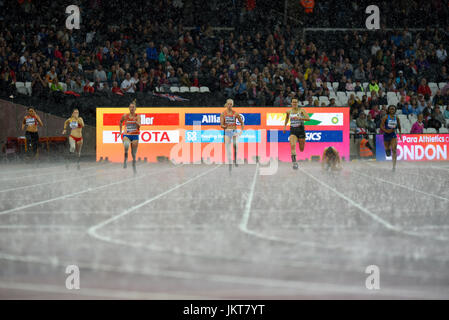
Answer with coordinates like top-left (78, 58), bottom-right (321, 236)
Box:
top-left (0, 160), bottom-right (448, 299)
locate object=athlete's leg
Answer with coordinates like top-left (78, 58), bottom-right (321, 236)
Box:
top-left (289, 135), bottom-right (298, 162)
top-left (123, 137), bottom-right (130, 168)
top-left (232, 133), bottom-right (238, 166)
top-left (384, 140), bottom-right (392, 157)
top-left (224, 133), bottom-right (232, 164)
top-left (131, 139), bottom-right (138, 174)
top-left (289, 134), bottom-right (298, 169)
top-left (390, 138), bottom-right (398, 171)
top-left (75, 139), bottom-right (83, 169)
top-left (298, 138), bottom-right (305, 152)
top-left (32, 133), bottom-right (39, 158)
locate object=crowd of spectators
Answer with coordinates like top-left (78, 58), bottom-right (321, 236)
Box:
top-left (1, 0), bottom-right (449, 134)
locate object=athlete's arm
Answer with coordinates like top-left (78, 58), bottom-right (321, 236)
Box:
top-left (36, 115), bottom-right (44, 127)
top-left (300, 108), bottom-right (310, 121)
top-left (283, 110), bottom-right (290, 133)
top-left (237, 113), bottom-right (244, 131)
top-left (135, 113), bottom-right (141, 130)
top-left (62, 118), bottom-right (70, 134)
top-left (396, 116), bottom-right (402, 139)
top-left (380, 116), bottom-right (391, 133)
top-left (78, 117), bottom-right (84, 128)
top-left (22, 118), bottom-right (26, 131)
top-left (321, 148), bottom-right (328, 169)
top-left (220, 113), bottom-right (227, 129)
top-left (335, 150), bottom-right (342, 170)
top-left (119, 114), bottom-right (125, 135)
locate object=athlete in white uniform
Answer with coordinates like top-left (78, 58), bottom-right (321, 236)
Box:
top-left (220, 99), bottom-right (244, 171)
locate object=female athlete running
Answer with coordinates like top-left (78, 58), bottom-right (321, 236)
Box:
top-left (119, 99), bottom-right (140, 174)
top-left (220, 99), bottom-right (244, 171)
top-left (283, 99), bottom-right (310, 169)
top-left (22, 107), bottom-right (43, 161)
top-left (62, 108), bottom-right (84, 170)
top-left (380, 105), bottom-right (402, 171)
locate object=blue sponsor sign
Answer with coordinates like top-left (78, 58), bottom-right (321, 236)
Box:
top-left (185, 113), bottom-right (261, 126)
top-left (267, 130), bottom-right (343, 142)
top-left (185, 130), bottom-right (261, 143)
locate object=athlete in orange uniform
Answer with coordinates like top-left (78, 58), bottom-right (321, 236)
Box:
top-left (22, 107), bottom-right (43, 161)
top-left (62, 108), bottom-right (84, 170)
top-left (220, 99), bottom-right (244, 171)
top-left (119, 99), bottom-right (141, 174)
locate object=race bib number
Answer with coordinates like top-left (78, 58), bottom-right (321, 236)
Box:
top-left (26, 118), bottom-right (36, 126)
top-left (126, 123), bottom-right (137, 132)
top-left (69, 121), bottom-right (78, 129)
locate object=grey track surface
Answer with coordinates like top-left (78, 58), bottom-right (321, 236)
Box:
top-left (0, 160), bottom-right (448, 299)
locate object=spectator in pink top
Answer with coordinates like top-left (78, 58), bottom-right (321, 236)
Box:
top-left (410, 113), bottom-right (424, 134)
top-left (369, 104), bottom-right (380, 119)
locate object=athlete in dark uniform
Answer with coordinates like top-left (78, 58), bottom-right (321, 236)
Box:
top-left (322, 146), bottom-right (342, 171)
top-left (283, 99), bottom-right (310, 169)
top-left (22, 108), bottom-right (43, 161)
top-left (380, 105), bottom-right (402, 172)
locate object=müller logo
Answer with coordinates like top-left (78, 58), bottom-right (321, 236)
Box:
top-left (103, 130), bottom-right (180, 143)
top-left (140, 114), bottom-right (154, 125)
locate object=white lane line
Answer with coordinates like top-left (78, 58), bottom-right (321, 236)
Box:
top-left (0, 225), bottom-right (87, 230)
top-left (429, 165), bottom-right (449, 172)
top-left (352, 168), bottom-right (449, 202)
top-left (87, 165), bottom-right (220, 239)
top-left (237, 164), bottom-right (357, 250)
top-left (298, 167), bottom-right (449, 242)
top-left (239, 163), bottom-right (259, 233)
top-left (238, 163), bottom-right (302, 243)
top-left (0, 253), bottom-right (446, 299)
top-left (0, 161), bottom-right (110, 182)
top-left (0, 165), bottom-right (182, 216)
top-left (0, 281), bottom-right (208, 299)
top-left (0, 163), bottom-right (117, 194)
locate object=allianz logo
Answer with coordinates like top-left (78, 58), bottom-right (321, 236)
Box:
top-left (201, 114), bottom-right (245, 124)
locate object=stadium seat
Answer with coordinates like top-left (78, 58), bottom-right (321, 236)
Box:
top-left (15, 82), bottom-right (27, 95)
top-left (440, 127), bottom-right (448, 133)
top-left (355, 92), bottom-right (364, 100)
top-left (200, 86), bottom-right (210, 93)
top-left (189, 86), bottom-right (200, 93)
top-left (362, 82), bottom-right (369, 91)
top-left (332, 82), bottom-right (339, 91)
top-left (326, 82), bottom-right (333, 91)
top-left (346, 91), bottom-right (355, 99)
top-left (179, 86), bottom-right (189, 93)
top-left (438, 82), bottom-right (447, 90)
top-left (25, 82), bottom-right (32, 96)
top-left (387, 92), bottom-right (399, 105)
top-left (337, 91), bottom-right (347, 104)
top-left (426, 128), bottom-right (437, 134)
top-left (319, 96), bottom-right (329, 104)
top-left (429, 82), bottom-right (439, 95)
top-left (170, 86), bottom-right (180, 93)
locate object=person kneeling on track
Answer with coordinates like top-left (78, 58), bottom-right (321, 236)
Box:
top-left (322, 146), bottom-right (342, 171)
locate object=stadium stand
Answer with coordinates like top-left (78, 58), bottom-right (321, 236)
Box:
top-left (1, 0), bottom-right (449, 133)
